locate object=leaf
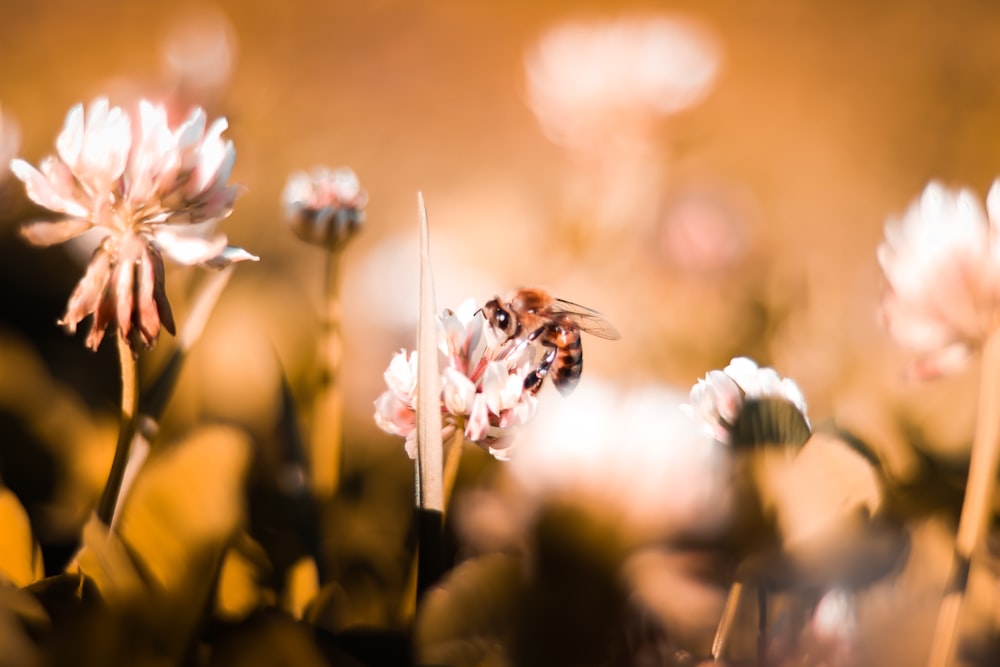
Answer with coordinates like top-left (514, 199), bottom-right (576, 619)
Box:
top-left (0, 485), bottom-right (43, 587)
top-left (73, 425), bottom-right (251, 657)
top-left (415, 553), bottom-right (524, 667)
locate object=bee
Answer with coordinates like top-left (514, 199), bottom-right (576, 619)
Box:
top-left (482, 287), bottom-right (620, 395)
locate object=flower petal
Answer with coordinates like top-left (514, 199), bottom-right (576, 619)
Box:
top-left (10, 159), bottom-right (90, 218)
top-left (153, 229), bottom-right (229, 265)
top-left (199, 245), bottom-right (260, 269)
top-left (59, 247), bottom-right (113, 334)
top-left (55, 103), bottom-right (85, 169)
top-left (135, 245), bottom-right (161, 347)
top-left (20, 218), bottom-right (93, 246)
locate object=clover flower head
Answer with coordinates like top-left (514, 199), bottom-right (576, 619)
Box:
top-left (525, 14), bottom-right (721, 148)
top-left (11, 97), bottom-right (257, 351)
top-left (682, 357), bottom-right (808, 444)
top-left (877, 180), bottom-right (1000, 378)
top-left (282, 166), bottom-right (367, 250)
top-left (374, 298), bottom-right (541, 461)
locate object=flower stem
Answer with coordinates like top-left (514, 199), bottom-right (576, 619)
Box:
top-left (401, 428), bottom-right (465, 623)
top-left (311, 248), bottom-right (344, 498)
top-left (442, 429), bottom-right (465, 508)
top-left (712, 581), bottom-right (743, 661)
top-left (96, 332), bottom-right (139, 526)
top-left (927, 328), bottom-right (1000, 667)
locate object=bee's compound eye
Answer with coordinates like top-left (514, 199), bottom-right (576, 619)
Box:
top-left (494, 309), bottom-right (510, 330)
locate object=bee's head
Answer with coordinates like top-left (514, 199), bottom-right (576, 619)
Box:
top-left (483, 297), bottom-right (517, 337)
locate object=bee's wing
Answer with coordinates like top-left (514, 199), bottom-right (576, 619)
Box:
top-left (550, 298), bottom-right (622, 340)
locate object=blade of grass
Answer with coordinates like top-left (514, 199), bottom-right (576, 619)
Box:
top-left (415, 192), bottom-right (445, 602)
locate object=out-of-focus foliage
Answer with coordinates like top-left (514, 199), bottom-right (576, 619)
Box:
top-left (72, 425), bottom-right (251, 661)
top-left (0, 486), bottom-right (44, 587)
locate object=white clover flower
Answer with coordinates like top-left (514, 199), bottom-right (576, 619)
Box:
top-left (282, 166), bottom-right (367, 250)
top-left (510, 381), bottom-right (731, 541)
top-left (877, 181), bottom-right (1000, 377)
top-left (525, 15), bottom-right (721, 148)
top-left (682, 357), bottom-right (809, 444)
top-left (11, 97), bottom-right (256, 351)
top-left (373, 298), bottom-right (540, 461)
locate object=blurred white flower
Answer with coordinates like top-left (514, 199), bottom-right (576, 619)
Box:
top-left (160, 4), bottom-right (237, 98)
top-left (525, 14), bottom-right (721, 148)
top-left (282, 166), bottom-right (367, 250)
top-left (877, 181), bottom-right (1000, 377)
top-left (509, 381), bottom-right (730, 541)
top-left (11, 97), bottom-right (256, 350)
top-left (0, 105), bottom-right (19, 184)
top-left (373, 299), bottom-right (539, 461)
top-left (682, 357), bottom-right (809, 443)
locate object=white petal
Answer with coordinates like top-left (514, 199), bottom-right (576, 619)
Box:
top-left (442, 366), bottom-right (476, 415)
top-left (55, 103), bottom-right (85, 168)
top-left (153, 229), bottom-right (228, 265)
top-left (10, 158), bottom-right (90, 217)
top-left (200, 246), bottom-right (260, 269)
top-left (20, 219), bottom-right (93, 246)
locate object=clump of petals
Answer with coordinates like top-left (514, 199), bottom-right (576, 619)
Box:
top-left (682, 357), bottom-right (809, 444)
top-left (525, 14), bottom-right (721, 147)
top-left (11, 97), bottom-right (256, 351)
top-left (373, 299), bottom-right (539, 461)
top-left (282, 166), bottom-right (367, 250)
top-left (877, 180), bottom-right (1000, 377)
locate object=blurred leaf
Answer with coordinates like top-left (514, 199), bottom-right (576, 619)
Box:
top-left (414, 553), bottom-right (523, 667)
top-left (208, 609), bottom-right (328, 667)
top-left (72, 425), bottom-right (252, 658)
top-left (216, 534), bottom-right (273, 621)
top-left (24, 573), bottom-right (118, 667)
top-left (281, 555), bottom-right (319, 619)
top-left (72, 515), bottom-right (145, 603)
top-left (0, 485), bottom-right (43, 586)
top-left (0, 584), bottom-right (49, 667)
top-left (117, 424), bottom-right (250, 595)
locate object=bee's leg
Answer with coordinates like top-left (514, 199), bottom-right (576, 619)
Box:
top-left (523, 337), bottom-right (558, 394)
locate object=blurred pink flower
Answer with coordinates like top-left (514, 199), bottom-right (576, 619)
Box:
top-left (525, 14), bottom-right (721, 148)
top-left (682, 357), bottom-right (809, 443)
top-left (877, 181), bottom-right (1000, 378)
top-left (374, 299), bottom-right (539, 461)
top-left (11, 97), bottom-right (256, 350)
top-left (0, 105), bottom-right (19, 184)
top-left (282, 166), bottom-right (367, 250)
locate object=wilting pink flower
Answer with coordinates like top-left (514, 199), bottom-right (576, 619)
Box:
top-left (282, 166), bottom-right (367, 250)
top-left (877, 181), bottom-right (1000, 378)
top-left (374, 299), bottom-right (539, 461)
top-left (682, 357), bottom-right (808, 443)
top-left (10, 97), bottom-right (256, 351)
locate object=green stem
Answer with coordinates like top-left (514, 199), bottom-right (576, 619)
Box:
top-left (96, 332), bottom-right (139, 526)
top-left (927, 328), bottom-right (1000, 667)
top-left (311, 249), bottom-right (344, 497)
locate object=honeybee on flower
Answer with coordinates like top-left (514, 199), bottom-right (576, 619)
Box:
top-left (10, 97), bottom-right (257, 351)
top-left (374, 299), bottom-right (541, 461)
